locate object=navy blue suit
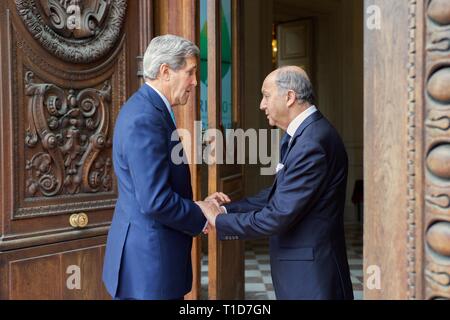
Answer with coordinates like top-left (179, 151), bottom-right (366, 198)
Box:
top-left (216, 111), bottom-right (354, 300)
top-left (102, 84), bottom-right (206, 299)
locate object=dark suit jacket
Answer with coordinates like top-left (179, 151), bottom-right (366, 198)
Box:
top-left (217, 111), bottom-right (354, 300)
top-left (102, 84), bottom-right (206, 299)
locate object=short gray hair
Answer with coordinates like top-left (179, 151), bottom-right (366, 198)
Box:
top-left (143, 34), bottom-right (200, 80)
top-left (275, 67), bottom-right (315, 105)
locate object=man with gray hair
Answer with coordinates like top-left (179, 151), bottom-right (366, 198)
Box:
top-left (102, 34), bottom-right (225, 300)
top-left (203, 66), bottom-right (354, 300)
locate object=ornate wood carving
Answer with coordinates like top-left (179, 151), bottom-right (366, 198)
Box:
top-left (5, 0), bottom-right (136, 225)
top-left (407, 0), bottom-right (418, 300)
top-left (24, 71), bottom-right (113, 198)
top-left (9, 10), bottom-right (127, 219)
top-left (15, 0), bottom-right (127, 63)
top-left (0, 0), bottom-right (142, 300)
top-left (15, 25), bottom-right (126, 81)
top-left (42, 0), bottom-right (110, 39)
top-left (15, 199), bottom-right (116, 218)
top-left (424, 0), bottom-right (450, 300)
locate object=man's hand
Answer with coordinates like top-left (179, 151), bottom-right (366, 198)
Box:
top-left (204, 192), bottom-right (231, 206)
top-left (196, 200), bottom-right (221, 227)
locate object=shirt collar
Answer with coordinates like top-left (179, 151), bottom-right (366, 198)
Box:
top-left (286, 105), bottom-right (318, 138)
top-left (145, 82), bottom-right (173, 113)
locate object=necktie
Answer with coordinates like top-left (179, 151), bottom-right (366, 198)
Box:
top-left (280, 133), bottom-right (291, 161)
top-left (169, 108), bottom-right (176, 126)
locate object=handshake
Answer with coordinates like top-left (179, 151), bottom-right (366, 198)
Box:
top-left (195, 192), bottom-right (231, 234)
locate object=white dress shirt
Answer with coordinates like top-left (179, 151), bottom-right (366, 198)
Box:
top-left (220, 106), bottom-right (318, 218)
top-left (286, 105), bottom-right (318, 144)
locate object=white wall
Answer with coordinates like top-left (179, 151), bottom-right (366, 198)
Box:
top-left (241, 0), bottom-right (275, 196)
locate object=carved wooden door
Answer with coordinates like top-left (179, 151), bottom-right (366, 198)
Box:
top-left (0, 0), bottom-right (148, 299)
top-left (364, 0), bottom-right (450, 299)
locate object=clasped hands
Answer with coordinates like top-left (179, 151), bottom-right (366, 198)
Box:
top-left (196, 192), bottom-right (230, 234)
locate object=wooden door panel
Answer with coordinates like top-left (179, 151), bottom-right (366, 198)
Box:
top-left (0, 236), bottom-right (108, 299)
top-left (206, 0), bottom-right (244, 299)
top-left (365, 0), bottom-right (450, 299)
top-left (61, 246), bottom-right (106, 299)
top-left (10, 254), bottom-right (62, 300)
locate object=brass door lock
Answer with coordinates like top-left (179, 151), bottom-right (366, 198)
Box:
top-left (69, 213), bottom-right (89, 228)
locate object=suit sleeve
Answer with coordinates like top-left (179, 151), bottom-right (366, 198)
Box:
top-left (124, 112), bottom-right (205, 236)
top-left (224, 187), bottom-right (271, 214)
top-left (216, 140), bottom-right (327, 240)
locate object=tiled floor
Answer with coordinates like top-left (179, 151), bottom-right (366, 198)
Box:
top-left (345, 223), bottom-right (364, 300)
top-left (200, 223), bottom-right (363, 300)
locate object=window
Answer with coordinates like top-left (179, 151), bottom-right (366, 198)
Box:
top-left (200, 0), bottom-right (233, 131)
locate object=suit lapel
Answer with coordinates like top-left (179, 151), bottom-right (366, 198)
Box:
top-left (140, 84), bottom-right (177, 132)
top-left (139, 84), bottom-right (186, 166)
top-left (267, 111), bottom-right (324, 200)
top-left (281, 111), bottom-right (323, 164)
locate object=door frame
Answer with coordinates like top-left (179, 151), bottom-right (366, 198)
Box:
top-left (206, 0), bottom-right (245, 300)
top-left (364, 0), bottom-right (450, 299)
